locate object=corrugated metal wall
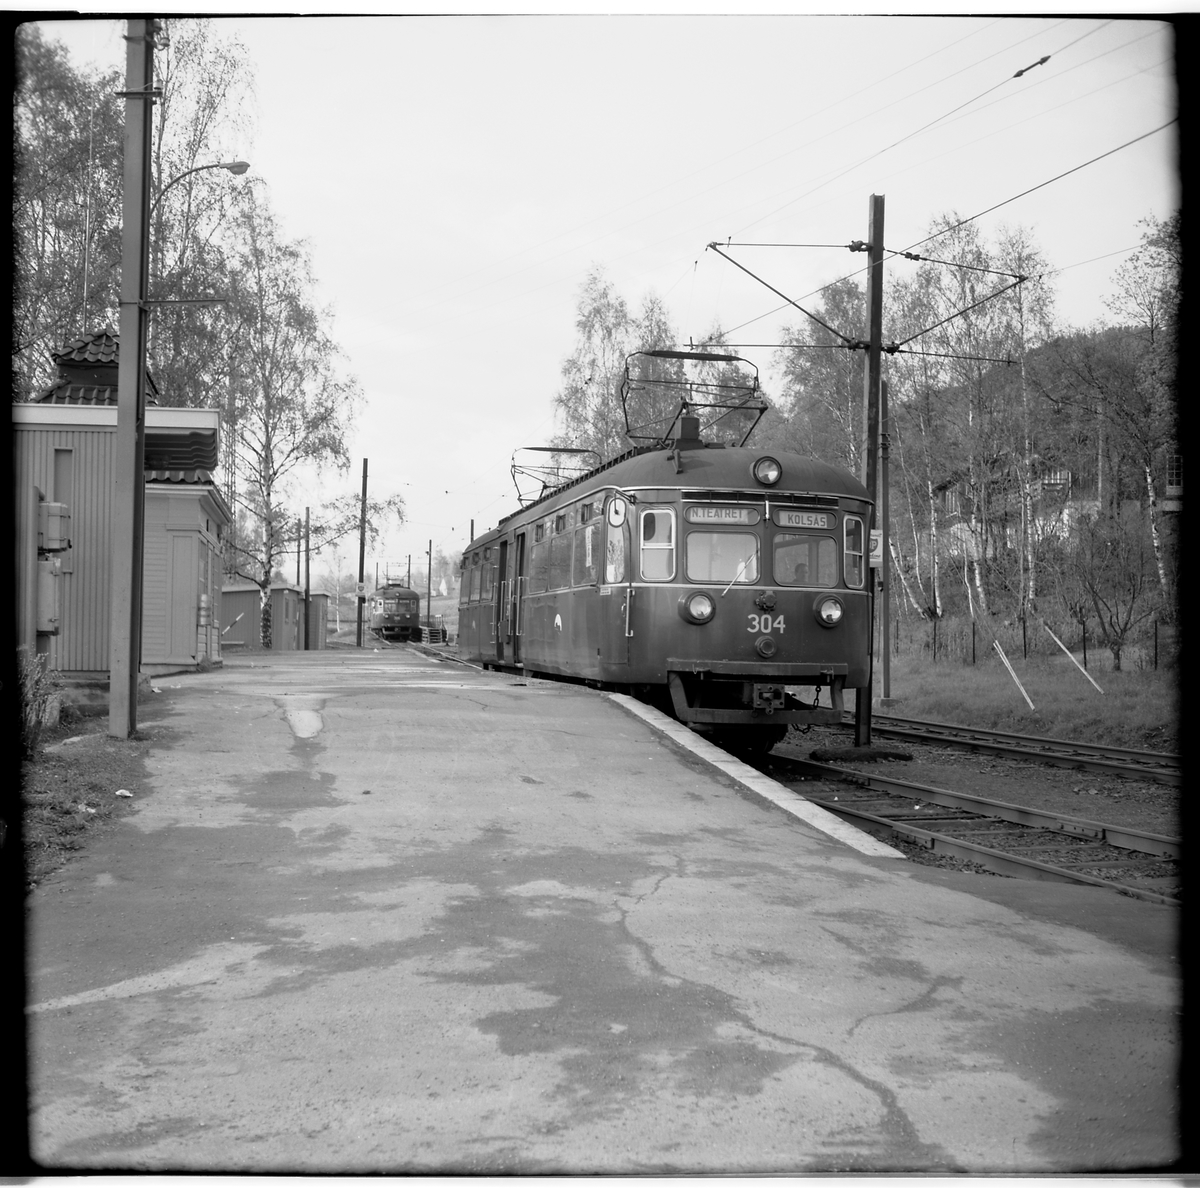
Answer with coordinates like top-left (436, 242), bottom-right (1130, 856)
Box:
top-left (14, 423), bottom-right (116, 673)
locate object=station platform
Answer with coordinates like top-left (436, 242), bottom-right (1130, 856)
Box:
top-left (25, 647), bottom-right (1181, 1173)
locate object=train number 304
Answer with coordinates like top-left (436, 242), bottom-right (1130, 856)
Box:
top-left (747, 613), bottom-right (785, 634)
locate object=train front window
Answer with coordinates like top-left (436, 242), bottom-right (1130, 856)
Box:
top-left (685, 532), bottom-right (759, 584)
top-left (774, 534), bottom-right (838, 587)
top-left (639, 508), bottom-right (676, 580)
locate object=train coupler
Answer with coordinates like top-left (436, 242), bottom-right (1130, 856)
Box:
top-left (750, 683), bottom-right (787, 713)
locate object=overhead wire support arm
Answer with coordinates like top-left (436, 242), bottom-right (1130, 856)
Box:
top-left (889, 276), bottom-right (1027, 351)
top-left (886, 250), bottom-right (1028, 281)
top-left (706, 242), bottom-right (857, 346)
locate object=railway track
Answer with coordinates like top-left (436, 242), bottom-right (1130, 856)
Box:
top-left (758, 752), bottom-right (1180, 907)
top-left (844, 713), bottom-right (1180, 785)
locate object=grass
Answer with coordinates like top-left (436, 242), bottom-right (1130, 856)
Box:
top-left (874, 645), bottom-right (1179, 752)
top-left (21, 711), bottom-right (150, 891)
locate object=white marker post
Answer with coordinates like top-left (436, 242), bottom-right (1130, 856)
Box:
top-left (1042, 621), bottom-right (1104, 694)
top-left (992, 640), bottom-right (1035, 711)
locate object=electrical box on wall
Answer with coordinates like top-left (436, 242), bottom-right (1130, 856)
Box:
top-left (38, 502), bottom-right (71, 552)
top-left (37, 556), bottom-right (61, 634)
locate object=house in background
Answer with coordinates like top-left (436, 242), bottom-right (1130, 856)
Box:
top-left (13, 330), bottom-right (232, 692)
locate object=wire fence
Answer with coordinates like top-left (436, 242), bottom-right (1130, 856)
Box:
top-left (889, 612), bottom-right (1178, 672)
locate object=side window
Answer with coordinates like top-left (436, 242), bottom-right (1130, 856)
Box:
top-left (469, 551), bottom-right (482, 601)
top-left (639, 508), bottom-right (676, 581)
top-left (481, 547), bottom-right (494, 598)
top-left (605, 519), bottom-right (627, 583)
top-left (459, 557), bottom-right (469, 607)
top-left (844, 517), bottom-right (864, 589)
top-left (529, 532), bottom-right (550, 593)
top-left (574, 522), bottom-right (599, 586)
top-left (549, 528), bottom-right (573, 590)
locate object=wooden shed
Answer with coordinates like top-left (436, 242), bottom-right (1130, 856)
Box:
top-left (13, 330), bottom-right (231, 680)
top-left (220, 583), bottom-right (317, 651)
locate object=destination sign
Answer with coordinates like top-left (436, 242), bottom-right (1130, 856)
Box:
top-left (685, 505), bottom-right (761, 525)
top-left (773, 509), bottom-right (833, 530)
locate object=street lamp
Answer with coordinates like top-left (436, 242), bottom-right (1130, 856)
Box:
top-left (147, 159), bottom-right (250, 363)
top-left (152, 159), bottom-right (250, 213)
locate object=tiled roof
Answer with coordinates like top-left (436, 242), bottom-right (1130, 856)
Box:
top-left (53, 329), bottom-right (119, 366)
top-left (34, 380), bottom-right (159, 406)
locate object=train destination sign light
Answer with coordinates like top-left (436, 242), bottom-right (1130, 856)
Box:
top-left (684, 506), bottom-right (761, 525)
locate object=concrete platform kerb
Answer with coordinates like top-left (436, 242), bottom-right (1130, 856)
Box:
top-left (607, 692), bottom-right (905, 859)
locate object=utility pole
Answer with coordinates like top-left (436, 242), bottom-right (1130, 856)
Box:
top-left (303, 506), bottom-right (310, 651)
top-left (109, 18), bottom-right (157, 739)
top-left (855, 193), bottom-right (885, 748)
top-left (356, 458), bottom-right (368, 647)
top-left (407, 555), bottom-right (411, 589)
top-left (426, 539), bottom-right (433, 635)
top-left (296, 517), bottom-right (301, 586)
top-left (880, 380), bottom-right (892, 700)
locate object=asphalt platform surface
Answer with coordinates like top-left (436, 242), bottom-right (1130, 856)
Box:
top-left (25, 646), bottom-right (1181, 1173)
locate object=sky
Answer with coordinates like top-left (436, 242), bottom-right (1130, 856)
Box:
top-left (37, 11), bottom-right (1179, 588)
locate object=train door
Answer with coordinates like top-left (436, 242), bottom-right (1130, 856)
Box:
top-left (599, 493), bottom-right (631, 669)
top-left (494, 539), bottom-right (508, 663)
top-left (512, 531), bottom-right (526, 666)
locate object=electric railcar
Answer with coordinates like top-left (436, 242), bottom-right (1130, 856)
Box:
top-left (458, 415), bottom-right (873, 754)
top-left (368, 582), bottom-right (421, 641)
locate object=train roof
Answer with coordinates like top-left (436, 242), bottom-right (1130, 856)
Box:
top-left (493, 441), bottom-right (869, 530)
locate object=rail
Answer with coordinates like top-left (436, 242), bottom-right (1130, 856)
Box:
top-left (760, 752), bottom-right (1180, 907)
top-left (843, 713), bottom-right (1180, 786)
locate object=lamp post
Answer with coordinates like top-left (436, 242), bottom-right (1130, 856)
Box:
top-left (109, 17), bottom-right (157, 739)
top-left (150, 159), bottom-right (249, 291)
top-left (152, 159), bottom-right (250, 214)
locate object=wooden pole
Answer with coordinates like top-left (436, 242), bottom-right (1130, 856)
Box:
top-left (303, 506), bottom-right (310, 651)
top-left (880, 379), bottom-right (891, 699)
top-left (356, 459), bottom-right (367, 647)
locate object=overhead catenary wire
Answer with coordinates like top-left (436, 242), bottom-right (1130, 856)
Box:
top-left (731, 18), bottom-right (1113, 237)
top-left (707, 117), bottom-right (1175, 347)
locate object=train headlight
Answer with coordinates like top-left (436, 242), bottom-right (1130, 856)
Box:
top-left (815, 595), bottom-right (844, 627)
top-left (752, 456), bottom-right (782, 486)
top-left (679, 591), bottom-right (716, 624)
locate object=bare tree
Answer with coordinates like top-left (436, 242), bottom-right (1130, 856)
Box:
top-left (222, 190), bottom-right (363, 646)
top-left (1067, 507), bottom-right (1161, 671)
top-left (13, 25), bottom-right (123, 398)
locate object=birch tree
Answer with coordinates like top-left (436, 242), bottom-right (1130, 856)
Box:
top-left (13, 25), bottom-right (124, 398)
top-left (222, 191), bottom-right (364, 646)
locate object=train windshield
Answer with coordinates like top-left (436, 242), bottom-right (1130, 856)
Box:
top-left (685, 532), bottom-right (759, 584)
top-left (773, 534), bottom-right (838, 587)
